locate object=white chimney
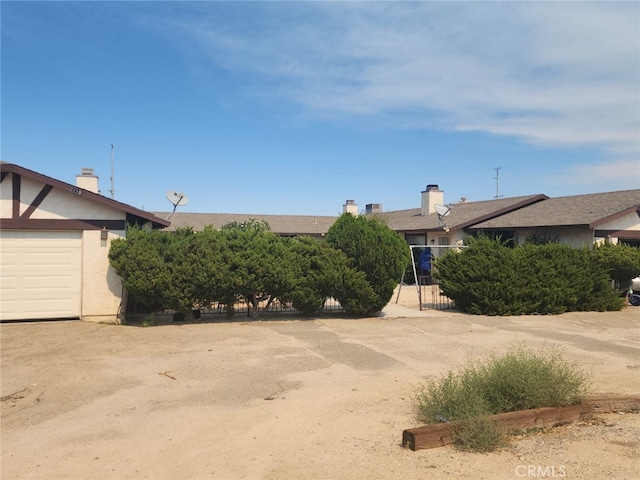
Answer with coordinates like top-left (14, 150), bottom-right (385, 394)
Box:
top-left (343, 199), bottom-right (358, 216)
top-left (421, 184), bottom-right (444, 215)
top-left (76, 167), bottom-right (99, 194)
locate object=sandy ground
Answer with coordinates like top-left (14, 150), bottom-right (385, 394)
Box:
top-left (1, 287), bottom-right (639, 480)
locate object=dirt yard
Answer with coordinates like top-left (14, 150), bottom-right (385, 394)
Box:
top-left (2, 287), bottom-right (639, 479)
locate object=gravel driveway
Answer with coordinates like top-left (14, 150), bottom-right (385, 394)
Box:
top-left (2, 293), bottom-right (639, 480)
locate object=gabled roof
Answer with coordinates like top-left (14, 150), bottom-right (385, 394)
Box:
top-left (1, 162), bottom-right (170, 229)
top-left (469, 190), bottom-right (640, 230)
top-left (154, 212), bottom-right (337, 236)
top-left (383, 194), bottom-right (548, 233)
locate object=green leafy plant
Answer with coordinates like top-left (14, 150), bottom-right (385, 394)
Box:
top-left (414, 344), bottom-right (590, 452)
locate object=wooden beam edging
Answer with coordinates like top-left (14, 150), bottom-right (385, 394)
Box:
top-left (402, 395), bottom-right (640, 451)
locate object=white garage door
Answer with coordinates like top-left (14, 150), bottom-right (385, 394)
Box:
top-left (0, 230), bottom-right (82, 321)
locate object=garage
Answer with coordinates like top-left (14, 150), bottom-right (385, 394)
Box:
top-left (0, 230), bottom-right (82, 321)
top-left (1, 162), bottom-right (170, 323)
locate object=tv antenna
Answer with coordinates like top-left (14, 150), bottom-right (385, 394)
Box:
top-left (109, 144), bottom-right (115, 199)
top-left (493, 167), bottom-right (503, 199)
top-left (434, 203), bottom-right (451, 233)
top-left (166, 190), bottom-right (189, 221)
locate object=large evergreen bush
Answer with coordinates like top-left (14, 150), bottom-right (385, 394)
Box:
top-left (109, 220), bottom-right (383, 318)
top-left (590, 242), bottom-right (640, 291)
top-left (436, 235), bottom-right (624, 315)
top-left (325, 213), bottom-right (410, 315)
top-left (109, 226), bottom-right (205, 319)
top-left (284, 237), bottom-right (376, 315)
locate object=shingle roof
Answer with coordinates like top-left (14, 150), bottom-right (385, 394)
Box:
top-left (153, 212), bottom-right (338, 236)
top-left (155, 194), bottom-right (548, 235)
top-left (470, 190), bottom-right (640, 229)
top-left (384, 195), bottom-right (548, 233)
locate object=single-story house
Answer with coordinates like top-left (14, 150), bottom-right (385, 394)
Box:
top-left (0, 162), bottom-right (170, 322)
top-left (158, 184), bottom-right (551, 258)
top-left (467, 189), bottom-right (640, 247)
top-left (380, 185), bottom-right (549, 252)
top-left (3, 162), bottom-right (638, 322)
top-left (158, 184), bottom-right (640, 254)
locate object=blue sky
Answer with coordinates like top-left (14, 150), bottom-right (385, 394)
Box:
top-left (2, 1), bottom-right (639, 216)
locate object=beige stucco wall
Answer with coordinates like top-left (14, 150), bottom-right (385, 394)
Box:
top-left (597, 212), bottom-right (640, 234)
top-left (513, 228), bottom-right (595, 247)
top-left (1, 172), bottom-right (127, 323)
top-left (16, 176), bottom-right (123, 220)
top-left (81, 229), bottom-right (125, 324)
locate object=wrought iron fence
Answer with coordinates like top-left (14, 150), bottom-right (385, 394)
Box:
top-left (199, 297), bottom-right (345, 317)
top-left (419, 280), bottom-right (456, 311)
top-left (126, 295), bottom-right (345, 319)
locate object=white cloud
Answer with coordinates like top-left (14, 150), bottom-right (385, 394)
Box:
top-left (549, 159), bottom-right (640, 190)
top-left (163, 1), bottom-right (639, 155)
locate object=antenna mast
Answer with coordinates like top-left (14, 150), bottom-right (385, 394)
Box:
top-left (493, 167), bottom-right (503, 199)
top-left (110, 144), bottom-right (115, 199)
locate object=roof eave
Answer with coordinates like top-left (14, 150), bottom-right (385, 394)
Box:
top-left (1, 162), bottom-right (171, 228)
top-left (589, 205), bottom-right (640, 228)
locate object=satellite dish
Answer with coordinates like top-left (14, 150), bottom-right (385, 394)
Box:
top-left (166, 190), bottom-right (189, 207)
top-left (434, 203), bottom-right (451, 233)
top-left (434, 204), bottom-right (451, 217)
top-left (166, 190), bottom-right (189, 221)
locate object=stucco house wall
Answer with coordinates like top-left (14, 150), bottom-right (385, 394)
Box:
top-left (0, 163), bottom-right (169, 323)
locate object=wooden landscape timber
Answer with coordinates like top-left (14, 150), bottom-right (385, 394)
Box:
top-left (402, 395), bottom-right (640, 451)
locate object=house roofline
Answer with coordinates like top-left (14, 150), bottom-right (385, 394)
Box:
top-left (1, 162), bottom-right (170, 229)
top-left (590, 205), bottom-right (640, 228)
top-left (457, 194), bottom-right (549, 230)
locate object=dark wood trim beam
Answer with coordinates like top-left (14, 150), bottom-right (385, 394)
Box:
top-left (596, 229), bottom-right (640, 239)
top-left (12, 173), bottom-right (20, 219)
top-left (0, 219), bottom-right (126, 231)
top-left (0, 172), bottom-right (8, 184)
top-left (21, 184), bottom-right (53, 219)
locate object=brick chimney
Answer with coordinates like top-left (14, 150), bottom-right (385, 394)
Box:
top-left (343, 199), bottom-right (358, 216)
top-left (421, 184), bottom-right (444, 215)
top-left (76, 168), bottom-right (99, 194)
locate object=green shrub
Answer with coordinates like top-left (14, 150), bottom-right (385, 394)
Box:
top-left (284, 237), bottom-right (373, 315)
top-left (325, 213), bottom-right (410, 315)
top-left (436, 235), bottom-right (624, 315)
top-left (414, 371), bottom-right (490, 424)
top-left (109, 221), bottom-right (383, 318)
top-left (452, 415), bottom-right (506, 453)
top-left (590, 242), bottom-right (640, 291)
top-left (414, 344), bottom-right (590, 452)
top-left (469, 344), bottom-right (589, 413)
top-left (109, 226), bottom-right (203, 318)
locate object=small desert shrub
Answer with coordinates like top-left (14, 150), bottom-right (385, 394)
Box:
top-left (452, 415), bottom-right (507, 453)
top-left (414, 344), bottom-right (590, 452)
top-left (471, 344), bottom-right (589, 413)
